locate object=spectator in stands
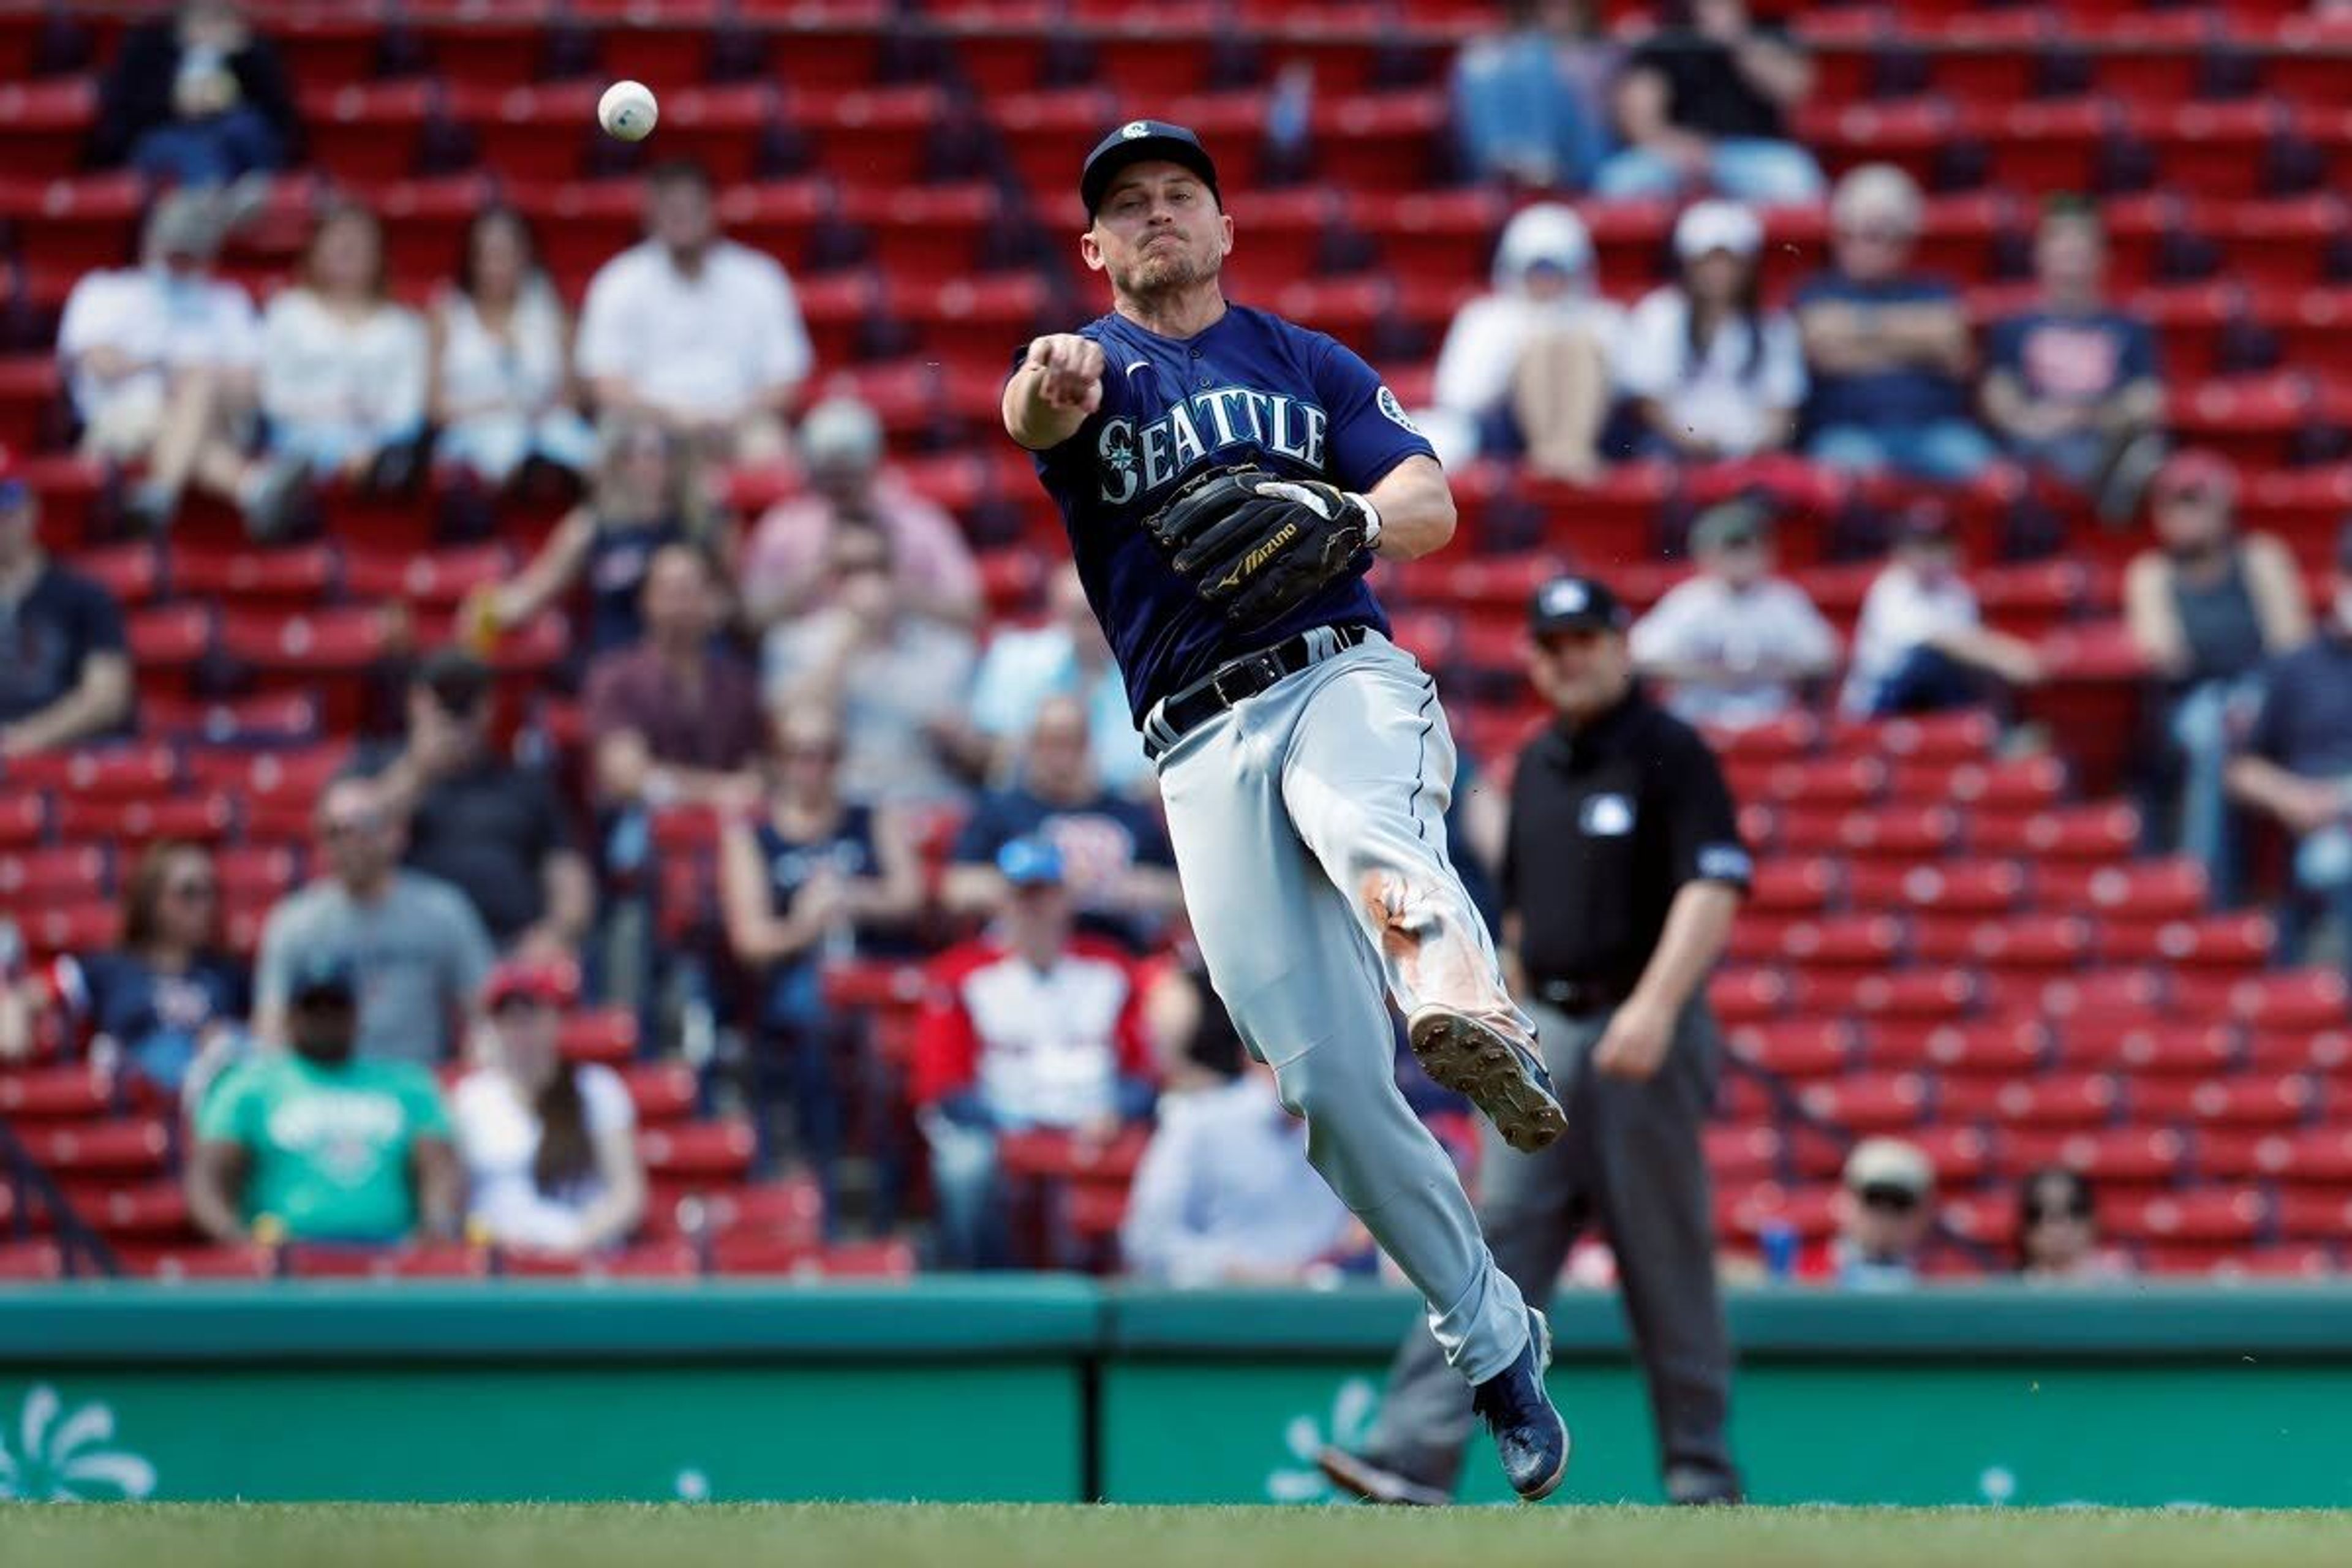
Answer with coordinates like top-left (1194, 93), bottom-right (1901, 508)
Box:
top-left (1594, 0), bottom-right (1823, 205)
top-left (584, 542), bottom-right (767, 818)
top-left (1618, 201), bottom-right (1806, 463)
top-left (1630, 497), bottom-right (1839, 728)
top-left (187, 949), bottom-right (461, 1248)
top-left (1841, 503), bottom-right (2043, 718)
top-left (258, 202), bottom-right (429, 505)
top-left (428, 207), bottom-right (597, 492)
top-left (1449, 0), bottom-right (1618, 193)
top-left (451, 956), bottom-right (646, 1257)
top-left (1804, 1136), bottom-right (1934, 1290)
top-left (2125, 451), bottom-right (2311, 905)
top-left (2228, 522), bottom-right (2352, 984)
top-left (1425, 203), bottom-right (1621, 477)
top-left (913, 837), bottom-right (1155, 1268)
top-left (474, 415), bottom-right (722, 662)
top-left (2015, 1166), bottom-right (2130, 1283)
top-left (91, 1), bottom-right (298, 186)
top-left (0, 475), bottom-right (134, 758)
top-left (1123, 1044), bottom-right (1357, 1286)
top-left (740, 396), bottom-right (982, 633)
top-left (576, 160), bottom-right (812, 466)
top-left (355, 649), bottom-right (594, 960)
top-left (49, 842), bottom-right (248, 1098)
top-left (965, 562), bottom-right (1148, 796)
top-left (718, 699), bottom-right (924, 1200)
top-left (1796, 165), bottom-right (1995, 482)
top-left (764, 519), bottom-right (981, 808)
top-left (58, 191), bottom-right (293, 537)
top-left (253, 775), bottom-right (495, 1065)
top-left (944, 695), bottom-right (1183, 950)
top-left (1983, 198), bottom-right (2166, 522)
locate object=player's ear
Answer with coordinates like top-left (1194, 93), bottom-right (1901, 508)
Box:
top-left (1079, 227), bottom-right (1107, 274)
top-left (1217, 209), bottom-right (1234, 257)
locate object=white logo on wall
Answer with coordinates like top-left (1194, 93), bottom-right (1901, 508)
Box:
top-left (1376, 385), bottom-right (1420, 435)
top-left (0, 1385), bottom-right (157, 1501)
top-left (1265, 1378), bottom-right (1381, 1502)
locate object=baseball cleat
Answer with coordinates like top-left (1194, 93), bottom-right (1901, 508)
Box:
top-left (1406, 1007), bottom-right (1567, 1153)
top-left (1313, 1447), bottom-right (1450, 1508)
top-left (1472, 1307), bottom-right (1570, 1502)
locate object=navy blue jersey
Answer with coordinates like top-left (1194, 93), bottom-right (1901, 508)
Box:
top-left (1022, 304), bottom-right (1436, 719)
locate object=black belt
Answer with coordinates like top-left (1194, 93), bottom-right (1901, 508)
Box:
top-left (1534, 976), bottom-right (1629, 1013)
top-left (1142, 624), bottom-right (1371, 762)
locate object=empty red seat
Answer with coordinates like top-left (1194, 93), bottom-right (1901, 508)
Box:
top-left (1717, 1179), bottom-right (1841, 1244)
top-left (1792, 968), bottom-right (1980, 1021)
top-left (0, 792), bottom-right (43, 848)
top-left (2272, 1188), bottom-right (2352, 1241)
top-left (2035, 969), bottom-right (2168, 1026)
top-left (17, 900), bottom-right (121, 959)
top-left (1830, 709), bottom-right (1996, 764)
top-left (0, 1240), bottom-right (64, 1280)
top-left (2203, 1126), bottom-right (2352, 1182)
top-left (69, 1180), bottom-right (193, 1240)
top-left (284, 1243), bottom-right (490, 1280)
top-left (2215, 971), bottom-right (2351, 1031)
top-left (126, 604), bottom-right (216, 667)
top-left (1915, 914), bottom-right (2094, 973)
top-left (2243, 1027), bottom-right (2352, 1075)
top-left (619, 1063), bottom-right (698, 1125)
top-left (2100, 913), bottom-right (2275, 971)
top-left (2066, 1020), bottom-right (2240, 1077)
top-left (1708, 969), bottom-right (1790, 1022)
top-left (2005, 1126), bottom-right (2188, 1185)
top-left (2035, 857), bottom-right (2208, 919)
top-left (1970, 804), bottom-right (2139, 861)
top-left (2136, 1075), bottom-right (2320, 1129)
top-left (1781, 804), bottom-right (1961, 859)
top-left (1845, 860), bottom-right (2027, 915)
top-left (21, 1117), bottom-right (168, 1178)
top-left (219, 608), bottom-right (390, 672)
top-left (1758, 756), bottom-right (1887, 809)
top-left (558, 1006), bottom-right (639, 1065)
top-left (0, 1064), bottom-right (111, 1120)
top-left (2, 745), bottom-right (179, 801)
top-left (639, 1120), bottom-right (757, 1180)
top-left (1863, 1017), bottom-right (2049, 1076)
top-left (1940, 1072), bottom-right (2120, 1130)
top-left (1744, 857), bottom-right (1839, 914)
top-left (1776, 914), bottom-right (1907, 968)
top-left (1703, 1125), bottom-right (1784, 1183)
top-left (0, 845), bottom-right (108, 902)
top-left (1705, 710), bottom-right (1821, 762)
top-left (2105, 1188), bottom-right (2269, 1246)
top-left (1798, 1072), bottom-right (1932, 1132)
top-left (59, 792), bottom-right (238, 849)
top-left (1725, 1020), bottom-right (1851, 1080)
top-left (1937, 1191), bottom-right (2017, 1252)
top-left (127, 1243), bottom-right (277, 1280)
top-left (1910, 1124), bottom-right (1997, 1186)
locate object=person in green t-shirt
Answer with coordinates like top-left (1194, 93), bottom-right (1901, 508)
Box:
top-left (186, 949), bottom-right (461, 1246)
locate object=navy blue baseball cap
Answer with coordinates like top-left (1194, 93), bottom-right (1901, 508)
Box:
top-left (1529, 575), bottom-right (1629, 637)
top-left (288, 949), bottom-right (360, 1004)
top-left (1080, 119), bottom-right (1221, 219)
top-left (997, 836), bottom-right (1066, 888)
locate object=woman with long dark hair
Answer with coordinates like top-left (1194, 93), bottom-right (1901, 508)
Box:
top-left (428, 206), bottom-right (597, 489)
top-left (451, 958), bottom-right (646, 1255)
top-left (56, 841), bottom-right (249, 1098)
top-left (1616, 200), bottom-right (1804, 462)
top-left (258, 201), bottom-right (428, 494)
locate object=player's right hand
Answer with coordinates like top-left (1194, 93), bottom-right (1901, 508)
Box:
top-left (1023, 334), bottom-right (1107, 414)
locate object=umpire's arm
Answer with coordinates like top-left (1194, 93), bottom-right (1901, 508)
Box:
top-left (1594, 729), bottom-right (1751, 1081)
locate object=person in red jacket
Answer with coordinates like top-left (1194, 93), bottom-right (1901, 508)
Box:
top-left (913, 836), bottom-right (1155, 1267)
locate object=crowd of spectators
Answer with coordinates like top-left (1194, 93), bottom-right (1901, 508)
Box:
top-left (8, 0), bottom-right (2352, 1284)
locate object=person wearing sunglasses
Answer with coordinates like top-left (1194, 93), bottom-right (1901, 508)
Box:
top-left (2016, 1166), bottom-right (2130, 1283)
top-left (1796, 164), bottom-right (1996, 483)
top-left (1811, 1136), bottom-right (1937, 1291)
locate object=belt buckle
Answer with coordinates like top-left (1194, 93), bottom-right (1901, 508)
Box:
top-left (1213, 652), bottom-right (1278, 707)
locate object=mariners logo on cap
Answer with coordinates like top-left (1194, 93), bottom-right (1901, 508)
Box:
top-left (1121, 121), bottom-right (1150, 138)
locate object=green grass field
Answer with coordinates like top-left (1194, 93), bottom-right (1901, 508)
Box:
top-left (4, 1504), bottom-right (2350, 1568)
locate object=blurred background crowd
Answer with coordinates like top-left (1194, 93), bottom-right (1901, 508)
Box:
top-left (1, 0), bottom-right (2350, 1288)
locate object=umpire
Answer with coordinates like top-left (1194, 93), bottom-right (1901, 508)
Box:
top-left (1320, 573), bottom-right (1749, 1506)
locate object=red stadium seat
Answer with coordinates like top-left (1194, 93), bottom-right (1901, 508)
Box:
top-left (1775, 914), bottom-right (1907, 969)
top-left (1703, 1125), bottom-right (1784, 1183)
top-left (1797, 1072), bottom-right (1932, 1133)
top-left (2099, 913), bottom-right (2275, 972)
top-left (1912, 914), bottom-right (2094, 973)
top-left (1790, 968), bottom-right (1980, 1022)
top-left (1708, 970), bottom-right (1790, 1023)
top-left (0, 845), bottom-right (109, 903)
top-left (2104, 1188), bottom-right (2269, 1247)
top-left (0, 1240), bottom-right (65, 1280)
top-left (619, 1063), bottom-right (698, 1125)
top-left (126, 1243), bottom-right (278, 1281)
top-left (558, 1006), bottom-right (639, 1065)
top-left (1861, 1017), bottom-right (2049, 1076)
top-left (1744, 858), bottom-right (1840, 915)
top-left (20, 1117), bottom-right (169, 1178)
top-left (1725, 1019), bottom-right (1852, 1080)
top-left (2272, 1188), bottom-right (2352, 1242)
top-left (2004, 1126), bottom-right (2188, 1185)
top-left (2242, 1027), bottom-right (2352, 1075)
top-left (1828, 709), bottom-right (1997, 765)
top-left (69, 1180), bottom-right (192, 1241)
top-left (1779, 804), bottom-right (1961, 861)
top-left (2035, 857), bottom-right (2209, 920)
top-left (2135, 1075), bottom-right (2320, 1130)
top-left (1969, 803), bottom-right (2140, 861)
top-left (126, 604), bottom-right (216, 668)
top-left (1717, 1180), bottom-right (1841, 1245)
top-left (1939, 1073), bottom-right (2120, 1131)
top-left (1937, 1191), bottom-right (2016, 1253)
top-left (2063, 1019), bottom-right (2241, 1077)
top-left (2, 745), bottom-right (179, 801)
top-left (639, 1120), bottom-right (758, 1180)
top-left (1910, 1125), bottom-right (1998, 1186)
top-left (2217, 971), bottom-right (2351, 1032)
top-left (0, 1063), bottom-right (111, 1120)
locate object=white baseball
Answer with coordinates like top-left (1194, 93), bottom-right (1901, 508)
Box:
top-left (598, 80), bottom-right (658, 143)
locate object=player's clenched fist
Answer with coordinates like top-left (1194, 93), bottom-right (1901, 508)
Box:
top-left (1023, 333), bottom-right (1107, 413)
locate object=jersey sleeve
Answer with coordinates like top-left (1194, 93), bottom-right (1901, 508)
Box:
top-left (1653, 724), bottom-right (1754, 894)
top-left (1311, 333), bottom-right (1438, 492)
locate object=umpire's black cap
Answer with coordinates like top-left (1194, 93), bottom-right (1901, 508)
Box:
top-left (1528, 574), bottom-right (1630, 637)
top-left (1081, 119), bottom-right (1221, 219)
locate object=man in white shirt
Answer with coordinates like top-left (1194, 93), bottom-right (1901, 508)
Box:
top-left (58, 189), bottom-right (291, 535)
top-left (1841, 503), bottom-right (2043, 717)
top-left (575, 160), bottom-right (813, 466)
top-left (1631, 499), bottom-right (1839, 729)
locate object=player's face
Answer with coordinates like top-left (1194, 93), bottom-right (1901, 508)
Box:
top-left (1525, 628), bottom-right (1630, 718)
top-left (1084, 164), bottom-right (1233, 298)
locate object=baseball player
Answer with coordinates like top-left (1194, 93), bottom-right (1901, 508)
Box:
top-left (1000, 119), bottom-right (1569, 1500)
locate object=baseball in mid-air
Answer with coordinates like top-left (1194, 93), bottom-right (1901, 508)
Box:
top-left (598, 80), bottom-right (658, 142)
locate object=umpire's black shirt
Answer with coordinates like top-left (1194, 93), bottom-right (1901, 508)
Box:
top-left (1504, 688), bottom-right (1752, 998)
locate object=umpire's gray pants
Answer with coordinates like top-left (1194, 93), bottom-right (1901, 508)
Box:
top-left (1359, 995), bottom-right (1741, 1500)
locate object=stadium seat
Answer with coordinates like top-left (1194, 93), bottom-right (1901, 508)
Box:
top-left (2104, 1188), bottom-right (2270, 1247)
top-left (0, 845), bottom-right (109, 903)
top-left (2003, 1126), bottom-right (2188, 1185)
top-left (1725, 1020), bottom-right (1852, 1080)
top-left (2135, 1074), bottom-right (2320, 1129)
top-left (639, 1120), bottom-right (758, 1181)
top-left (1940, 1072), bottom-right (2120, 1131)
top-left (0, 1063), bottom-right (112, 1120)
top-left (1862, 1017), bottom-right (2049, 1076)
top-left (1797, 1072), bottom-right (1932, 1132)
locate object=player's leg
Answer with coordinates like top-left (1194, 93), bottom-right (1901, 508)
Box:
top-left (1280, 638), bottom-right (1566, 1153)
top-left (1328, 1001), bottom-right (1599, 1502)
top-left (1585, 997), bottom-right (1742, 1503)
top-left (1156, 710), bottom-right (1532, 1386)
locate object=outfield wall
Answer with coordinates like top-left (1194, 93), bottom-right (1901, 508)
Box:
top-left (2, 1282), bottom-right (2348, 1506)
